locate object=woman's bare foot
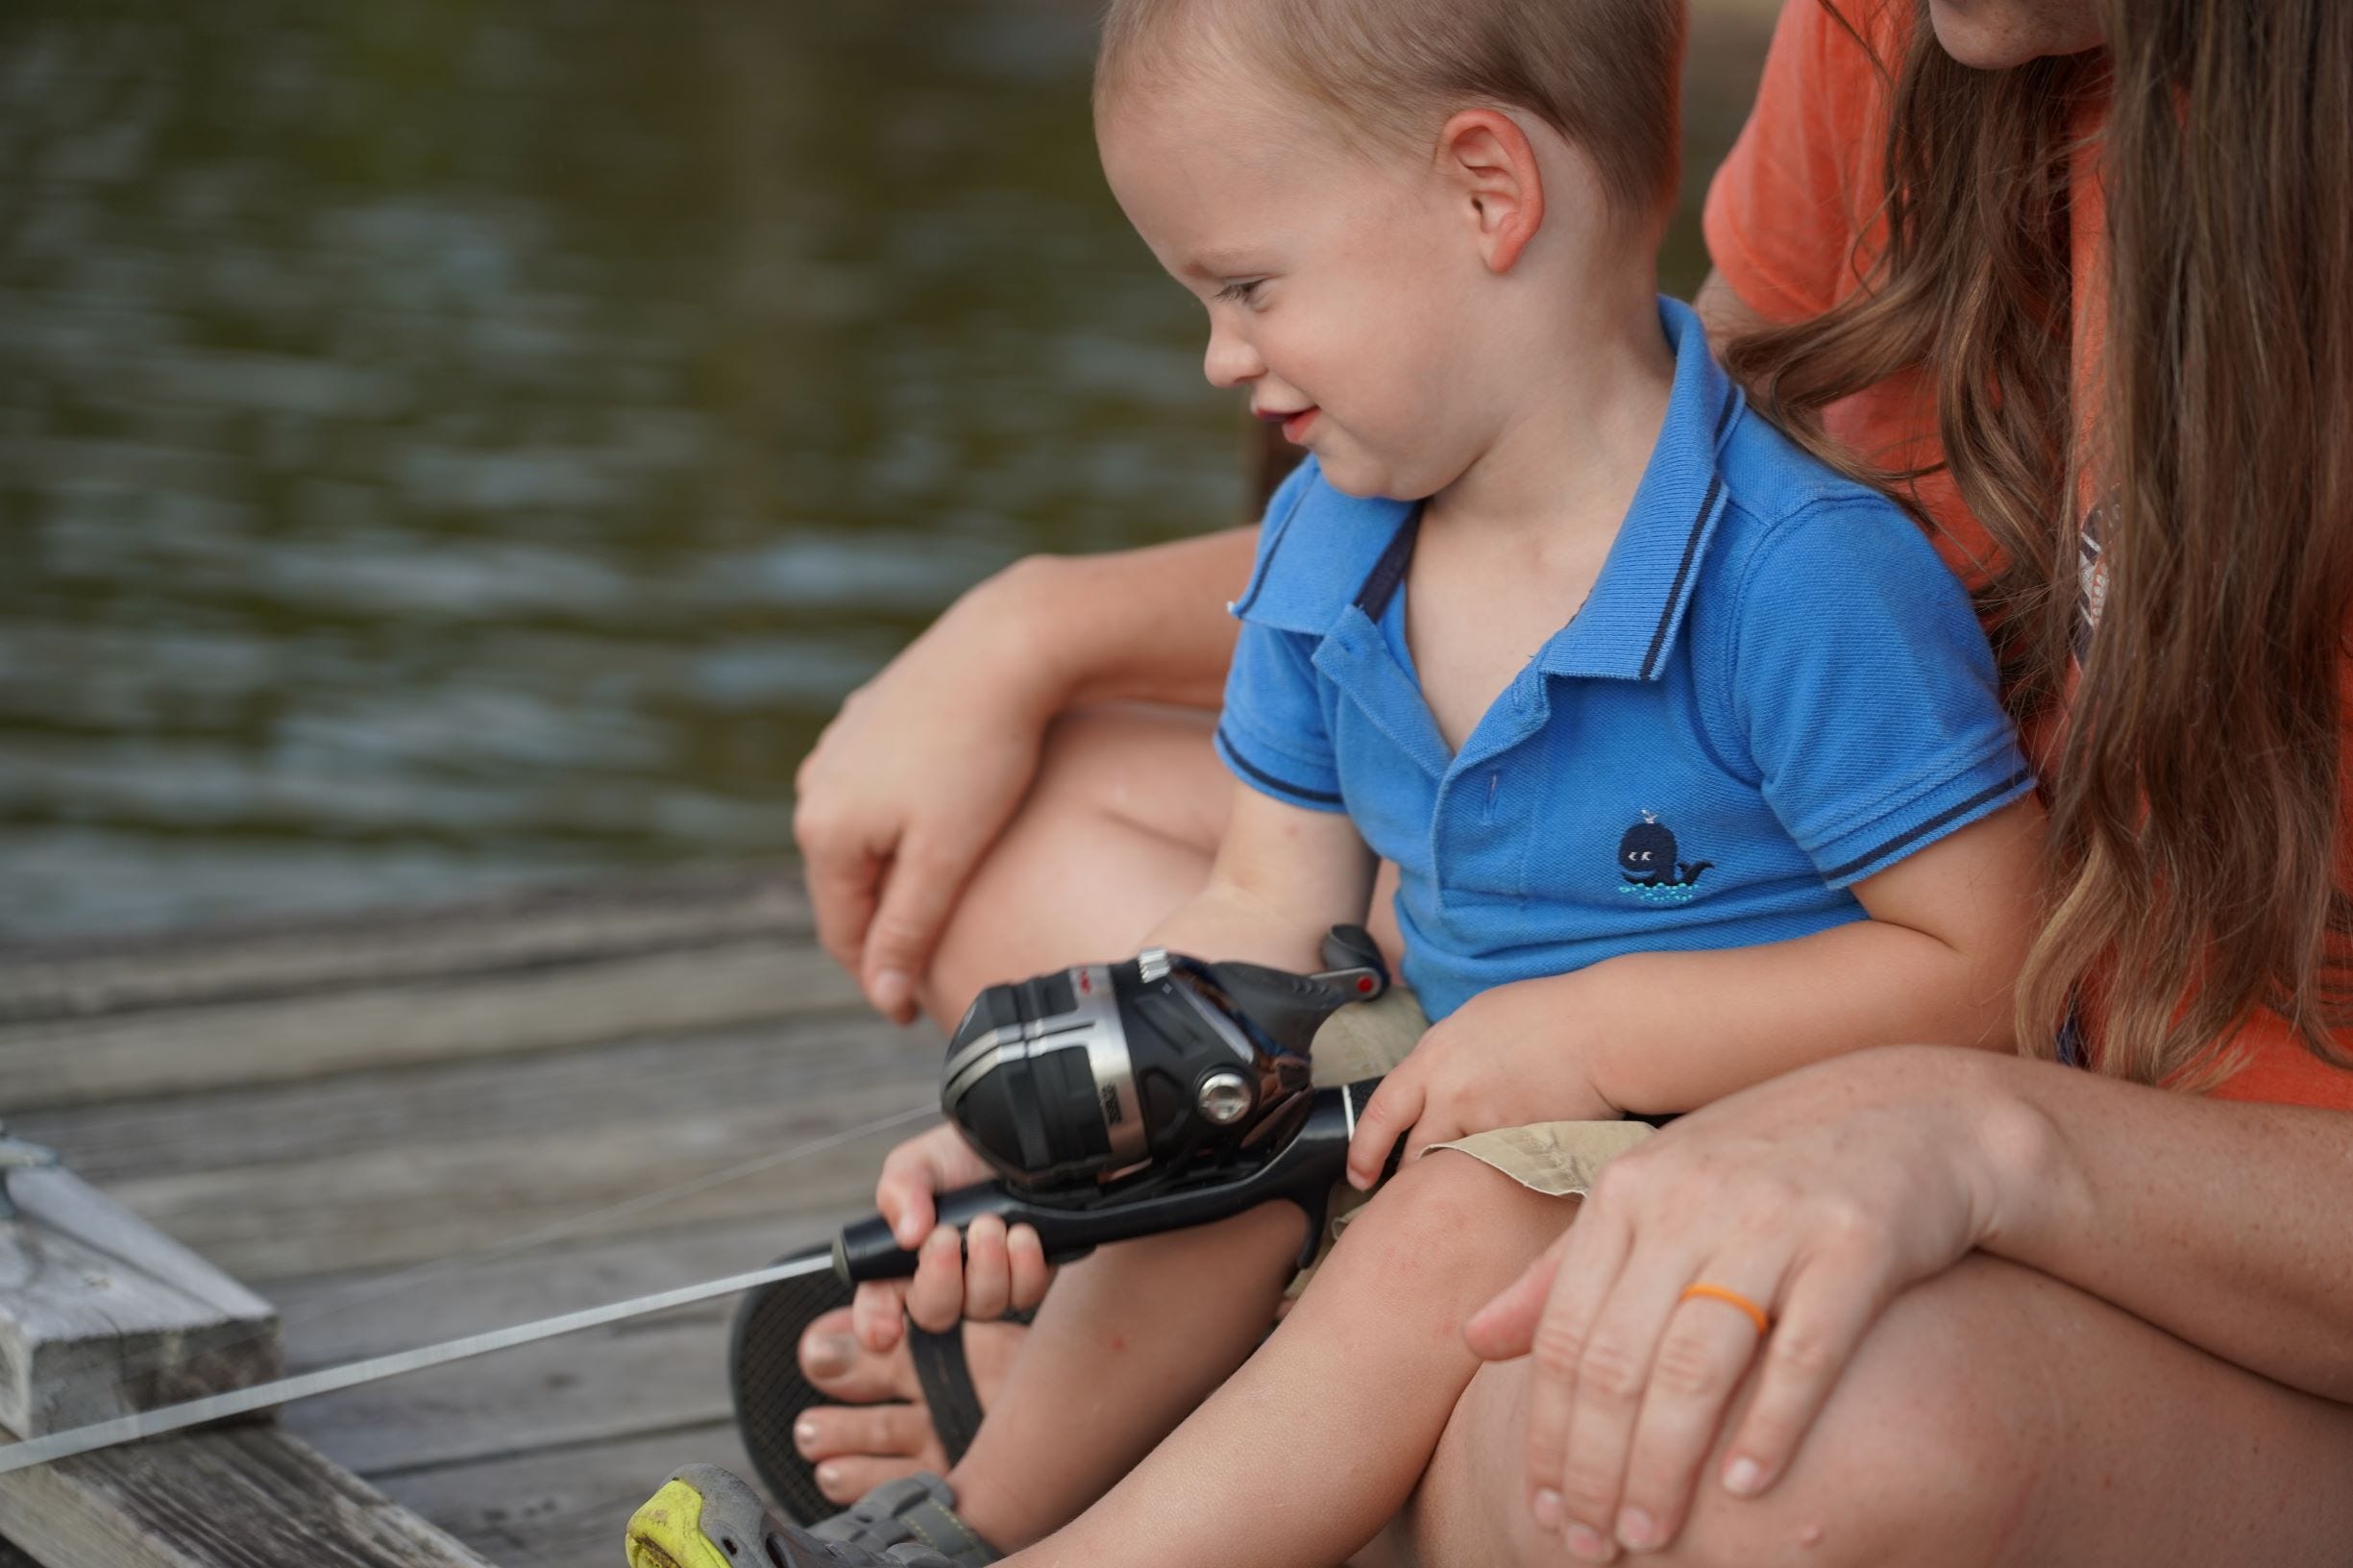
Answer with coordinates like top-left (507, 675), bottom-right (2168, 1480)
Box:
top-left (794, 1309), bottom-right (1031, 1506)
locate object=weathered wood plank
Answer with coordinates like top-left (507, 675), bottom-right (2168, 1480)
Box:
top-left (376, 1420), bottom-right (763, 1568)
top-left (0, 1426), bottom-right (498, 1568)
top-left (0, 1531), bottom-right (43, 1567)
top-left (13, 1011), bottom-right (937, 1188)
top-left (104, 1086), bottom-right (932, 1282)
top-left (275, 1214), bottom-right (836, 1476)
top-left (0, 938), bottom-right (866, 1113)
top-left (1, 1166), bottom-right (278, 1436)
top-left (0, 867), bottom-right (813, 1025)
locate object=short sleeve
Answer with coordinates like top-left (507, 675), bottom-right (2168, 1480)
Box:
top-left (1215, 464), bottom-right (1347, 813)
top-left (1728, 501), bottom-right (2032, 886)
top-left (1215, 622), bottom-right (1343, 811)
top-left (1702, 0), bottom-right (1903, 325)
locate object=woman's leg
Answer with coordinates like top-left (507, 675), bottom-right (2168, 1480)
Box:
top-left (1390, 1252), bottom-right (2353, 1568)
top-left (919, 702), bottom-right (1235, 1022)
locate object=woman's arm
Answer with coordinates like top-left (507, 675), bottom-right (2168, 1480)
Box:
top-left (795, 527), bottom-right (1257, 1020)
top-left (1464, 1043), bottom-right (2353, 1557)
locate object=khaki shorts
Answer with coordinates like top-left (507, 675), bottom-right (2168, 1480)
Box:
top-left (1293, 988), bottom-right (1654, 1285)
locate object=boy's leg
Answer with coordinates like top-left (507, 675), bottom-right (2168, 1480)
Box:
top-left (941, 1196), bottom-right (1309, 1551)
top-left (798, 701), bottom-right (1409, 1506)
top-left (993, 1149), bottom-right (1576, 1568)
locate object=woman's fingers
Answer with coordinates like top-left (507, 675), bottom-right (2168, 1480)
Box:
top-left (1346, 1072), bottom-right (1424, 1188)
top-left (1462, 1238), bottom-right (1563, 1361)
top-left (797, 813), bottom-right (887, 981)
top-left (1717, 1256), bottom-right (1888, 1499)
top-left (1517, 1193), bottom-right (1632, 1545)
top-left (1552, 1242), bottom-right (1698, 1558)
top-left (859, 827), bottom-right (980, 1024)
top-left (1610, 1272), bottom-right (1781, 1552)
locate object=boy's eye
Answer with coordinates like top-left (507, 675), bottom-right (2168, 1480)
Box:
top-left (1214, 279), bottom-right (1264, 306)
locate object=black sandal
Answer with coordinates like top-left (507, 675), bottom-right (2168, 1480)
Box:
top-left (730, 1243), bottom-right (1028, 1524)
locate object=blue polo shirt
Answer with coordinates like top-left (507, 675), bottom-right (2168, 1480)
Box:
top-left (1214, 298), bottom-right (2033, 1022)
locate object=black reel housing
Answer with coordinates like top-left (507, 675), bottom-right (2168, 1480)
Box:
top-left (941, 924), bottom-right (1387, 1201)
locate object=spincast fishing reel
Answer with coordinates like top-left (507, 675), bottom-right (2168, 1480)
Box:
top-left (737, 928), bottom-right (1395, 1522)
top-left (825, 926), bottom-right (1391, 1282)
top-left (939, 923), bottom-right (1387, 1196)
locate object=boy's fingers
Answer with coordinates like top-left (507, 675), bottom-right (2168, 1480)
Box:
top-left (1347, 1076), bottom-right (1423, 1188)
top-left (1006, 1224), bottom-right (1052, 1311)
top-left (904, 1226), bottom-right (967, 1334)
top-left (962, 1213), bottom-right (1012, 1321)
top-left (874, 1129), bottom-right (958, 1246)
top-left (1402, 1109), bottom-right (1465, 1165)
top-left (851, 1281), bottom-right (908, 1355)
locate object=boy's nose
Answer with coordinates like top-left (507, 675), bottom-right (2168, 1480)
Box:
top-left (1202, 325), bottom-right (1263, 389)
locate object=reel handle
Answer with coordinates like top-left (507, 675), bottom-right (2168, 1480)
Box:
top-left (832, 1078), bottom-right (1389, 1285)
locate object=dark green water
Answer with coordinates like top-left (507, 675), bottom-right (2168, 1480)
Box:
top-left (0, 0), bottom-right (1764, 940)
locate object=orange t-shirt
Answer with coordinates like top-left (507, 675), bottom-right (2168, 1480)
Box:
top-left (1703, 0), bottom-right (2353, 1111)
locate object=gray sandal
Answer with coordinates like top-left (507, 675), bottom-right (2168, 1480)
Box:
top-left (628, 1463), bottom-right (997, 1568)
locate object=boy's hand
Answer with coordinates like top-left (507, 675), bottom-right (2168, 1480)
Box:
top-left (1344, 975), bottom-right (1619, 1188)
top-left (850, 1123), bottom-right (1054, 1350)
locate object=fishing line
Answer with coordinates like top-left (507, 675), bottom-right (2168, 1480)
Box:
top-left (20, 1100), bottom-right (936, 1418)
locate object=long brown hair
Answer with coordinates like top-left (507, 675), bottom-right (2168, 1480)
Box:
top-left (1724, 0), bottom-right (2353, 1087)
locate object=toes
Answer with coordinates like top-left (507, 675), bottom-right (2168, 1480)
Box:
top-left (813, 1453), bottom-right (933, 1508)
top-left (794, 1403), bottom-right (944, 1468)
top-left (798, 1309), bottom-right (913, 1403)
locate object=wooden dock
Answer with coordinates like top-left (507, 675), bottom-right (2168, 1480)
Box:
top-left (0, 867), bottom-right (941, 1567)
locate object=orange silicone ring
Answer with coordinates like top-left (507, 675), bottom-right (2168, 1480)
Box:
top-left (1679, 1282), bottom-right (1771, 1335)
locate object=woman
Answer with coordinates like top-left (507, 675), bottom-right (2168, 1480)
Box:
top-left (789, 0), bottom-right (2353, 1558)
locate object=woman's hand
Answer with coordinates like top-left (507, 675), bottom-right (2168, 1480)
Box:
top-left (1461, 1045), bottom-right (2047, 1559)
top-left (849, 1122), bottom-right (1055, 1350)
top-left (795, 559), bottom-right (1067, 1023)
top-left (1344, 974), bottom-right (1619, 1188)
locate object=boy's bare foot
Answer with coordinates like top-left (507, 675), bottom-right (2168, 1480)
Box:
top-left (795, 1308), bottom-right (1030, 1506)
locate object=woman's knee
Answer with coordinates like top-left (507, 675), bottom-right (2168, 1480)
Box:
top-left (920, 703), bottom-right (1226, 1017)
top-left (1663, 1257), bottom-right (2048, 1568)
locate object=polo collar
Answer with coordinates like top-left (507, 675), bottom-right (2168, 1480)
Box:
top-left (1532, 297), bottom-right (1742, 681)
top-left (1229, 297), bottom-right (1742, 684)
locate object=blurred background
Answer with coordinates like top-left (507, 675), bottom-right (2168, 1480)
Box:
top-left (0, 0), bottom-right (1776, 943)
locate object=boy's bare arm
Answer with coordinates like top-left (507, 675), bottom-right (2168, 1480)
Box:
top-left (1142, 781), bottom-right (1380, 973)
top-left (1343, 797), bottom-right (2047, 1177)
top-left (1578, 796), bottom-right (2047, 1114)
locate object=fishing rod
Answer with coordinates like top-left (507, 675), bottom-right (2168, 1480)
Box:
top-left (0, 927), bottom-right (1391, 1477)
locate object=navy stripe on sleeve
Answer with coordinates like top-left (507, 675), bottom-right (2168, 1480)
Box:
top-left (1215, 725), bottom-right (1345, 805)
top-left (1819, 767), bottom-right (2032, 884)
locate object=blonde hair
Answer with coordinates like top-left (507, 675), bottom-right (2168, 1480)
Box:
top-left (1094, 0), bottom-right (1686, 229)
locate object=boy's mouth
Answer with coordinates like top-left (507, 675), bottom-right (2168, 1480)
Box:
top-left (1252, 403), bottom-right (1319, 445)
top-left (1277, 407), bottom-right (1319, 445)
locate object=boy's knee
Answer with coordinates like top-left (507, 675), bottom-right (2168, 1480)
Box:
top-left (1335, 1151), bottom-right (1568, 1286)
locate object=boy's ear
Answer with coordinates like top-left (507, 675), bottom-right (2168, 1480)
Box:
top-left (1436, 109), bottom-right (1544, 274)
